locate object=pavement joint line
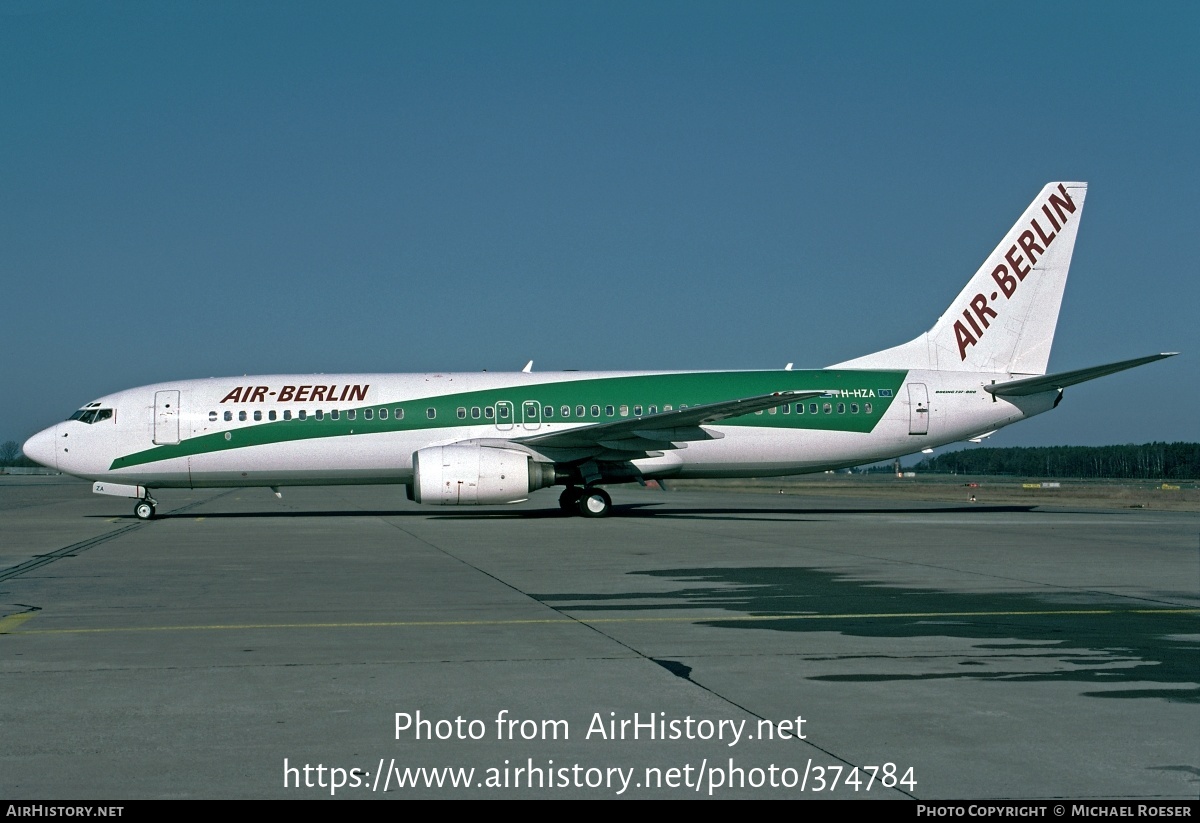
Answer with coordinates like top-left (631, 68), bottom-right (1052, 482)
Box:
top-left (239, 508), bottom-right (909, 796)
top-left (0, 489), bottom-right (236, 583)
top-left (8, 607), bottom-right (1195, 635)
top-left (564, 518), bottom-right (917, 798)
top-left (0, 524), bottom-right (143, 582)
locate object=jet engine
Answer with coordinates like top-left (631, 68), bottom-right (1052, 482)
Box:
top-left (411, 444), bottom-right (557, 505)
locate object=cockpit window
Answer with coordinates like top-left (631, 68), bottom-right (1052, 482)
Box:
top-left (69, 407), bottom-right (113, 424)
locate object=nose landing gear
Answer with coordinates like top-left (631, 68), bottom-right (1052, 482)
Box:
top-left (134, 496), bottom-right (158, 521)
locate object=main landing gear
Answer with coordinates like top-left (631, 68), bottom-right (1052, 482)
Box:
top-left (559, 486), bottom-right (612, 518)
top-left (559, 487), bottom-right (582, 512)
top-left (134, 496), bottom-right (158, 521)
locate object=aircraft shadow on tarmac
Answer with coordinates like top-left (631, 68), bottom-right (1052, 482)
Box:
top-left (417, 502), bottom-right (1041, 522)
top-left (535, 566), bottom-right (1200, 703)
top-left (91, 502), bottom-right (1040, 522)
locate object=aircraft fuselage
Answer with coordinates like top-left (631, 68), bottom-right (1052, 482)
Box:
top-left (24, 367), bottom-right (1054, 490)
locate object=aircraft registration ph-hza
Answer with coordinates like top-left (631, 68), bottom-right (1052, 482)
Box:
top-left (23, 182), bottom-right (1176, 519)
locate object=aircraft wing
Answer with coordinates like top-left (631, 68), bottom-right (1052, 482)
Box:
top-left (984, 353), bottom-right (1178, 397)
top-left (516, 390), bottom-right (827, 459)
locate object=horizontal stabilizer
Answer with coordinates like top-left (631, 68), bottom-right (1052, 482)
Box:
top-left (985, 353), bottom-right (1177, 397)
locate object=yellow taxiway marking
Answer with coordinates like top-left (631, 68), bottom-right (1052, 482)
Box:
top-left (0, 612), bottom-right (39, 634)
top-left (5, 608), bottom-right (1197, 636)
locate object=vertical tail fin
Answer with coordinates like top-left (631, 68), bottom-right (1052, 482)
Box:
top-left (833, 182), bottom-right (1087, 375)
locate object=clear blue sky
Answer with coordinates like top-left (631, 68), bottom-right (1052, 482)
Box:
top-left (3, 1), bottom-right (1196, 449)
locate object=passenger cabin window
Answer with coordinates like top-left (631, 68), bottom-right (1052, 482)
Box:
top-left (864, 403), bottom-right (873, 414)
top-left (363, 409), bottom-right (372, 420)
top-left (605, 405), bottom-right (615, 417)
top-left (795, 403), bottom-right (804, 414)
top-left (575, 405), bottom-right (585, 418)
top-left (633, 405), bottom-right (643, 416)
top-left (619, 405), bottom-right (628, 417)
top-left (543, 406), bottom-right (553, 418)
top-left (299, 410), bottom-right (308, 420)
top-left (809, 403), bottom-right (818, 414)
top-left (331, 409), bottom-right (340, 420)
top-left (590, 405), bottom-right (600, 417)
top-left (485, 407), bottom-right (494, 419)
top-left (427, 408), bottom-right (436, 419)
top-left (394, 408), bottom-right (404, 420)
top-left (209, 411), bottom-right (218, 422)
top-left (498, 406), bottom-right (509, 419)
top-left (347, 410), bottom-right (355, 420)
top-left (524, 402), bottom-right (538, 417)
top-left (649, 405), bottom-right (657, 415)
top-left (850, 403), bottom-right (859, 414)
top-left (224, 411), bottom-right (233, 421)
top-left (239, 411), bottom-right (247, 422)
top-left (253, 410), bottom-right (262, 421)
top-left (823, 403), bottom-right (832, 414)
top-left (457, 407), bottom-right (467, 419)
top-left (315, 410), bottom-right (324, 420)
top-left (379, 408), bottom-right (388, 420)
top-left (561, 405), bottom-right (571, 418)
top-left (283, 410), bottom-right (292, 420)
top-left (269, 410), bottom-right (277, 421)
top-left (471, 407), bottom-right (480, 419)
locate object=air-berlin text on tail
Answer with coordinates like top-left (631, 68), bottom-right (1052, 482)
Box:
top-left (219, 384), bottom-right (370, 404)
top-left (954, 184), bottom-right (1078, 361)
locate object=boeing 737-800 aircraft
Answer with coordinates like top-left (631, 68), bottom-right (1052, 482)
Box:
top-left (23, 182), bottom-right (1175, 518)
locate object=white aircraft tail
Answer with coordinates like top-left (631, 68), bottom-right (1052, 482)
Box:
top-left (833, 182), bottom-right (1087, 375)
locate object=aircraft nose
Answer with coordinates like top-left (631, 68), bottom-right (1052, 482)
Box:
top-left (22, 425), bottom-right (59, 471)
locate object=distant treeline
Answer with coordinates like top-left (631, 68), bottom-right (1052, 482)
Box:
top-left (915, 443), bottom-right (1199, 480)
top-left (0, 440), bottom-right (36, 467)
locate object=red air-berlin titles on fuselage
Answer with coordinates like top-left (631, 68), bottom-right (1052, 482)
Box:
top-left (954, 184), bottom-right (1078, 361)
top-left (219, 385), bottom-right (370, 404)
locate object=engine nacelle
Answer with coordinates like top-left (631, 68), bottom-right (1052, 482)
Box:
top-left (411, 445), bottom-right (557, 505)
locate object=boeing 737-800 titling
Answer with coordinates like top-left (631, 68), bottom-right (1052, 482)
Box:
top-left (23, 183), bottom-right (1176, 519)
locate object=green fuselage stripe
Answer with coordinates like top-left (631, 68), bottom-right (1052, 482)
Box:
top-left (111, 370), bottom-right (907, 470)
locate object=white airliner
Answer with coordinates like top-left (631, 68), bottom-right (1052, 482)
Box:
top-left (23, 182), bottom-right (1175, 519)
